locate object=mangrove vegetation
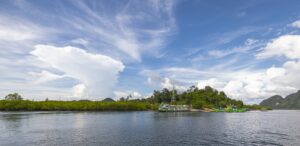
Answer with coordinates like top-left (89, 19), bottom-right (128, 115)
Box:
top-left (0, 86), bottom-right (270, 111)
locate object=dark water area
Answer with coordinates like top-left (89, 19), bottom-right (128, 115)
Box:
top-left (0, 110), bottom-right (300, 146)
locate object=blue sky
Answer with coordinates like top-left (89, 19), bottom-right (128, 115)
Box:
top-left (1, 0), bottom-right (300, 104)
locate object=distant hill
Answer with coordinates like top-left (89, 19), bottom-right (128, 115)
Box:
top-left (102, 98), bottom-right (115, 102)
top-left (260, 90), bottom-right (300, 109)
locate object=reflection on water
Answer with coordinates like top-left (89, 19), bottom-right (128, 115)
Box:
top-left (0, 111), bottom-right (300, 146)
top-left (1, 113), bottom-right (31, 131)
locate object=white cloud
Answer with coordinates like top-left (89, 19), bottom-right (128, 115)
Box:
top-left (0, 16), bottom-right (35, 41)
top-left (142, 69), bottom-right (193, 92)
top-left (223, 80), bottom-right (244, 99)
top-left (219, 33), bottom-right (300, 101)
top-left (160, 77), bottom-right (187, 92)
top-left (222, 63), bottom-right (299, 101)
top-left (0, 26), bottom-right (36, 41)
top-left (291, 20), bottom-right (300, 28)
top-left (30, 45), bottom-right (125, 98)
top-left (70, 38), bottom-right (89, 46)
top-left (0, 14), bottom-right (54, 42)
top-left (195, 66), bottom-right (298, 102)
top-left (266, 66), bottom-right (285, 79)
top-left (28, 70), bottom-right (64, 84)
top-left (256, 35), bottom-right (300, 59)
top-left (73, 84), bottom-right (86, 98)
top-left (114, 90), bottom-right (142, 99)
top-left (0, 1), bottom-right (177, 100)
top-left (197, 78), bottom-right (225, 90)
top-left (214, 34), bottom-right (300, 101)
top-left (143, 60), bottom-right (300, 103)
top-left (208, 38), bottom-right (260, 59)
top-left (62, 0), bottom-right (176, 61)
top-left (276, 61), bottom-right (300, 87)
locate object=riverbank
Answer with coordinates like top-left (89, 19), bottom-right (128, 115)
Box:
top-left (0, 100), bottom-right (270, 112)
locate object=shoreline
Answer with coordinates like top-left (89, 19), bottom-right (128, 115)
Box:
top-left (0, 109), bottom-right (272, 112)
top-left (0, 100), bottom-right (272, 112)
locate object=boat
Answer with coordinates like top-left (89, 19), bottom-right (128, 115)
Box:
top-left (213, 106), bottom-right (247, 112)
top-left (158, 84), bottom-right (190, 112)
top-left (158, 104), bottom-right (190, 112)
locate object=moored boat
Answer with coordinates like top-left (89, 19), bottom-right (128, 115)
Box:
top-left (158, 104), bottom-right (190, 112)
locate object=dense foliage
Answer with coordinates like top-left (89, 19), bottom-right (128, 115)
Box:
top-left (0, 100), bottom-right (155, 111)
top-left (150, 86), bottom-right (245, 109)
top-left (244, 104), bottom-right (272, 110)
top-left (4, 93), bottom-right (23, 101)
top-left (0, 86), bottom-right (271, 111)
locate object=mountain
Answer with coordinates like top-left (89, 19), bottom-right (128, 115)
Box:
top-left (260, 90), bottom-right (300, 109)
top-left (102, 98), bottom-right (115, 102)
top-left (260, 95), bottom-right (284, 109)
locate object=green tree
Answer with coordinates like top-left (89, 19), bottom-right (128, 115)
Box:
top-left (119, 97), bottom-right (125, 102)
top-left (150, 85), bottom-right (246, 109)
top-left (4, 93), bottom-right (23, 101)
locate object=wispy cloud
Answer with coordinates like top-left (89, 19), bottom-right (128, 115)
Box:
top-left (207, 38), bottom-right (261, 58)
top-left (0, 0), bottom-right (177, 99)
top-left (0, 15), bottom-right (45, 42)
top-left (143, 30), bottom-right (300, 103)
top-left (182, 27), bottom-right (260, 60)
top-left (56, 0), bottom-right (177, 61)
top-left (1, 0), bottom-right (300, 103)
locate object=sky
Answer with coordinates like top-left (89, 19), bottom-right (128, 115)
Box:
top-left (0, 0), bottom-right (300, 104)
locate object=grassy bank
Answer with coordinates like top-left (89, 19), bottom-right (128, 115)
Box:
top-left (212, 108), bottom-right (248, 112)
top-left (0, 100), bottom-right (157, 111)
top-left (243, 104), bottom-right (272, 111)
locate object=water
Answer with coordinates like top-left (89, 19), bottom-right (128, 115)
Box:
top-left (0, 110), bottom-right (300, 146)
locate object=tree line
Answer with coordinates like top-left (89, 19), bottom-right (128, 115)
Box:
top-left (0, 86), bottom-right (270, 111)
top-left (149, 86), bottom-right (244, 109)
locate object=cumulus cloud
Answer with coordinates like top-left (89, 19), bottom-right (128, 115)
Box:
top-left (144, 58), bottom-right (300, 103)
top-left (142, 69), bottom-right (189, 92)
top-left (160, 77), bottom-right (187, 92)
top-left (114, 90), bottom-right (142, 99)
top-left (195, 65), bottom-right (298, 102)
top-left (30, 45), bottom-right (124, 98)
top-left (223, 80), bottom-right (244, 99)
top-left (223, 64), bottom-right (299, 101)
top-left (73, 84), bottom-right (87, 98)
top-left (291, 20), bottom-right (300, 28)
top-left (275, 61), bottom-right (300, 87)
top-left (208, 34), bottom-right (300, 102)
top-left (256, 35), bottom-right (300, 59)
top-left (247, 34), bottom-right (300, 101)
top-left (0, 1), bottom-right (177, 100)
top-left (197, 78), bottom-right (225, 90)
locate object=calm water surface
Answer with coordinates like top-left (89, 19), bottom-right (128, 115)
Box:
top-left (0, 110), bottom-right (300, 146)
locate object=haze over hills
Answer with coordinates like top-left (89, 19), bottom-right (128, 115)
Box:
top-left (260, 90), bottom-right (300, 109)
